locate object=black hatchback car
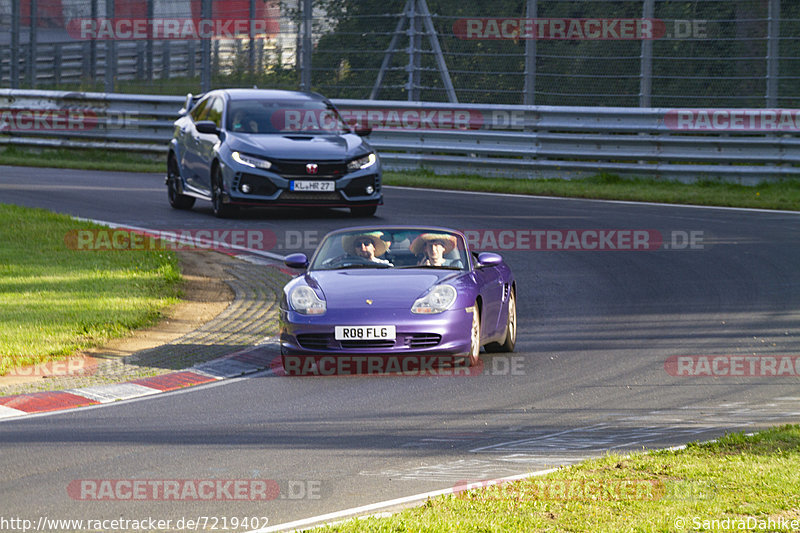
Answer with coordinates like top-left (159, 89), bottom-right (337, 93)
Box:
top-left (166, 88), bottom-right (382, 217)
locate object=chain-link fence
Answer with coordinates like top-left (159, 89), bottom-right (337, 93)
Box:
top-left (1, 0), bottom-right (798, 107)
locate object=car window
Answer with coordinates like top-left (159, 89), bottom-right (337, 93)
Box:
top-left (206, 97), bottom-right (224, 128)
top-left (190, 96), bottom-right (210, 122)
top-left (309, 229), bottom-right (467, 271)
top-left (225, 99), bottom-right (349, 134)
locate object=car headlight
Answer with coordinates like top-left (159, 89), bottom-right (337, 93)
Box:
top-left (411, 284), bottom-right (457, 314)
top-left (232, 151), bottom-right (272, 170)
top-left (347, 153), bottom-right (377, 171)
top-left (289, 286), bottom-right (326, 315)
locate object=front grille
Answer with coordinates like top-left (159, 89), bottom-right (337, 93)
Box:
top-left (297, 334), bottom-right (331, 350)
top-left (272, 160), bottom-right (347, 178)
top-left (343, 175), bottom-right (376, 196)
top-left (279, 191), bottom-right (342, 201)
top-left (340, 339), bottom-right (396, 349)
top-left (406, 334), bottom-right (442, 349)
top-left (237, 173), bottom-right (278, 196)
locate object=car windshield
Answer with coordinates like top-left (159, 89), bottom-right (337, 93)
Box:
top-left (225, 99), bottom-right (350, 134)
top-left (309, 229), bottom-right (468, 271)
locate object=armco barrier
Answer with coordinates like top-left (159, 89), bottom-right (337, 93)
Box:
top-left (1, 89), bottom-right (798, 183)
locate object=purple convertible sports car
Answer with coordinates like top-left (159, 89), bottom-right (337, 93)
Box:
top-left (279, 226), bottom-right (516, 372)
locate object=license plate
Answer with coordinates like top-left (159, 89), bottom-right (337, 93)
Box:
top-left (335, 325), bottom-right (396, 341)
top-left (291, 180), bottom-right (335, 192)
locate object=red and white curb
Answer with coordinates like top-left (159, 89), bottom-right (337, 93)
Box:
top-left (0, 340), bottom-right (281, 420)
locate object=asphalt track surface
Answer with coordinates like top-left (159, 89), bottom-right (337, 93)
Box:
top-left (1, 166), bottom-right (799, 530)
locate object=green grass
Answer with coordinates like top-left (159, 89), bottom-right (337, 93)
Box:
top-left (0, 204), bottom-right (181, 375)
top-left (384, 170), bottom-right (800, 211)
top-left (319, 425), bottom-right (800, 532)
top-left (0, 145), bottom-right (163, 173)
top-left (2, 146), bottom-right (798, 210)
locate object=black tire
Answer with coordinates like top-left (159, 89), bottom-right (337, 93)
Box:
top-left (211, 165), bottom-right (236, 218)
top-left (350, 205), bottom-right (377, 217)
top-left (486, 288), bottom-right (516, 353)
top-left (167, 156), bottom-right (195, 210)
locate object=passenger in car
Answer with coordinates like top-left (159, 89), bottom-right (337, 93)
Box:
top-left (410, 233), bottom-right (460, 267)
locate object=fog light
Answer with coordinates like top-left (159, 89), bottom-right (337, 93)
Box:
top-left (241, 184), bottom-right (251, 193)
top-left (365, 185), bottom-right (374, 194)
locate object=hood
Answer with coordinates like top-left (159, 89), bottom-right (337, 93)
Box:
top-left (229, 133), bottom-right (367, 160)
top-left (307, 269), bottom-right (459, 309)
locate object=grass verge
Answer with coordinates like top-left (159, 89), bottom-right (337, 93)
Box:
top-left (0, 203), bottom-right (181, 375)
top-left (1, 145), bottom-right (798, 210)
top-left (318, 424), bottom-right (800, 532)
top-left (384, 170), bottom-right (800, 211)
top-left (0, 145), bottom-right (163, 173)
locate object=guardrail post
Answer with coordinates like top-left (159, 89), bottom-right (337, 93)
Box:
top-left (146, 0), bottom-right (154, 81)
top-left (766, 0), bottom-right (780, 107)
top-left (163, 41), bottom-right (172, 80)
top-left (406, 0), bottom-right (420, 101)
top-left (523, 0), bottom-right (537, 106)
top-left (10, 0), bottom-right (20, 88)
top-left (639, 0), bottom-right (654, 107)
top-left (104, 0), bottom-right (116, 92)
top-left (54, 45), bottom-right (62, 85)
top-left (26, 0), bottom-right (38, 88)
top-left (89, 0), bottom-right (98, 84)
top-left (249, 0), bottom-right (257, 78)
top-left (201, 0), bottom-right (211, 91)
top-left (300, 0), bottom-right (313, 92)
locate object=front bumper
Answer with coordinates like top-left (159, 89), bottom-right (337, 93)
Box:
top-left (279, 306), bottom-right (474, 356)
top-left (223, 162), bottom-right (382, 208)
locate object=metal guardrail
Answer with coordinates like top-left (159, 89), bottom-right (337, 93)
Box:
top-left (1, 89), bottom-right (798, 184)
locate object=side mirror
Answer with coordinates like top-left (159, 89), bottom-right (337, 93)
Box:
top-left (354, 126), bottom-right (372, 136)
top-left (477, 252), bottom-right (503, 267)
top-left (195, 120), bottom-right (220, 135)
top-left (284, 253), bottom-right (309, 269)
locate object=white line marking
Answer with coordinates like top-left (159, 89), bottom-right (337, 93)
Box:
top-left (246, 468), bottom-right (558, 533)
top-left (68, 383), bottom-right (161, 403)
top-left (0, 369), bottom-right (275, 423)
top-left (0, 405), bottom-right (26, 419)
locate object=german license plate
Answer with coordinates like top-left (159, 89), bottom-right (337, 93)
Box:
top-left (335, 325), bottom-right (396, 341)
top-left (291, 180), bottom-right (334, 192)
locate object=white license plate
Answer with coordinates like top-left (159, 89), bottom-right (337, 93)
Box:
top-left (291, 180), bottom-right (335, 192)
top-left (335, 325), bottom-right (396, 341)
